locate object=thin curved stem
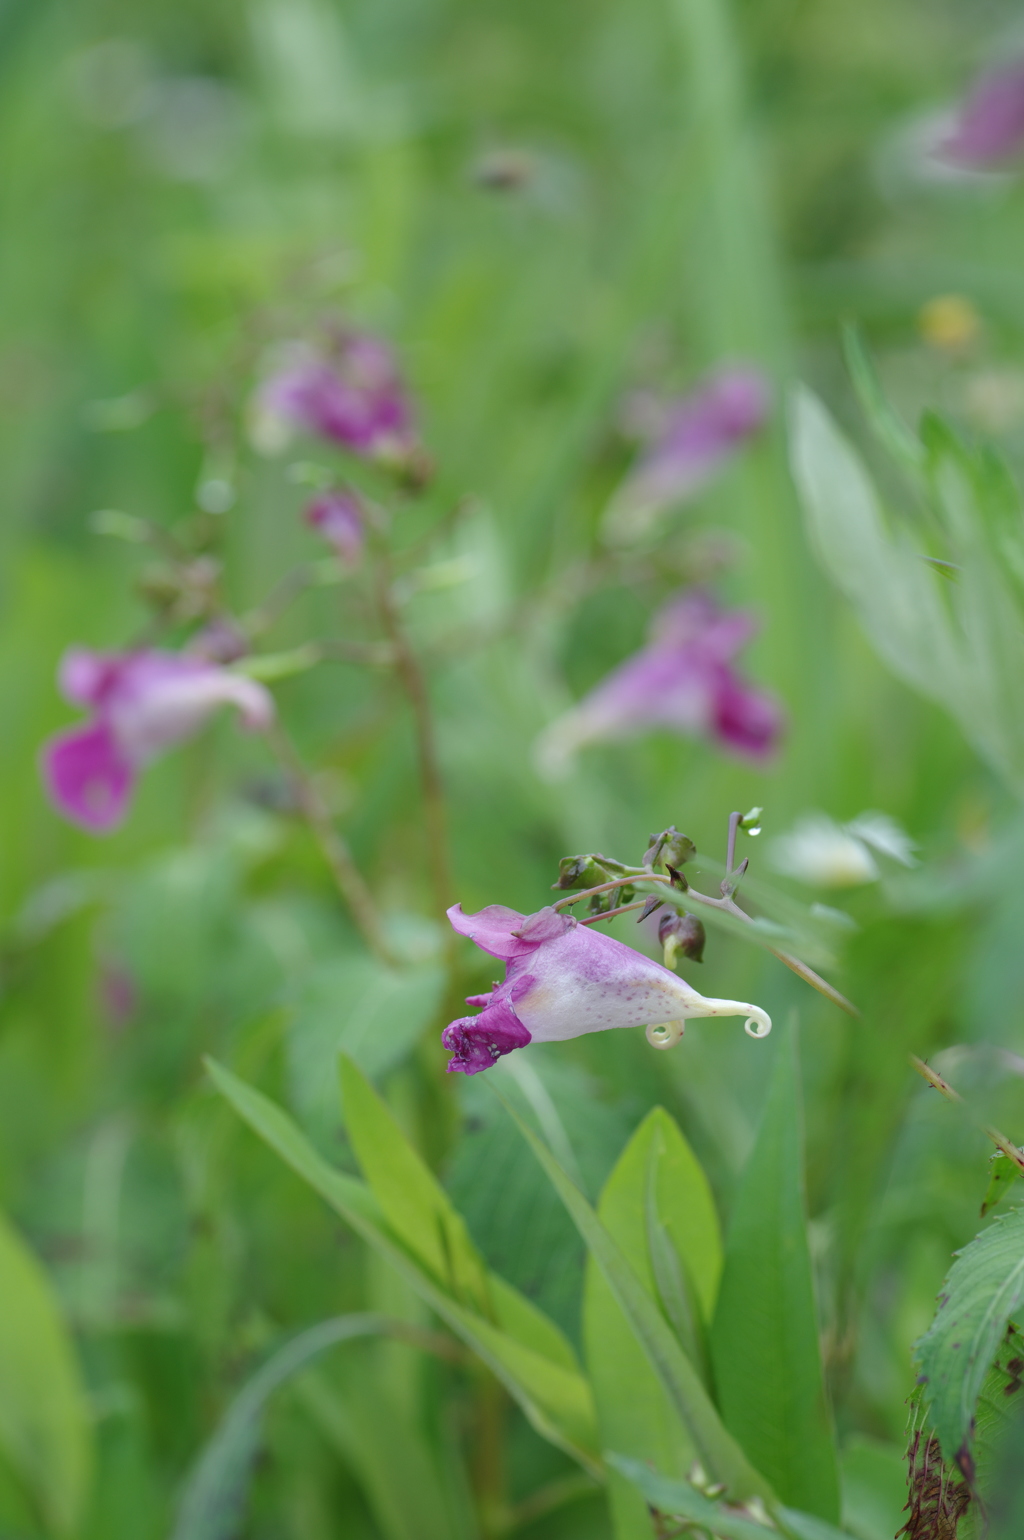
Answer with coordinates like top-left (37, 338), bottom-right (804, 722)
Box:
top-left (268, 720), bottom-right (399, 967)
top-left (554, 871), bottom-right (859, 1017)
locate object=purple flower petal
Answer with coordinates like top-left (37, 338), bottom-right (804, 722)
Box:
top-left (442, 997), bottom-right (532, 1074)
top-left (257, 333), bottom-right (415, 459)
top-left (442, 900), bottom-right (772, 1071)
top-left (42, 720), bottom-right (135, 832)
top-left (305, 489), bottom-right (365, 565)
top-left (536, 587), bottom-right (782, 774)
top-left (610, 367), bottom-right (770, 533)
top-left (446, 903), bottom-right (540, 960)
top-left (941, 62), bottom-right (1024, 168)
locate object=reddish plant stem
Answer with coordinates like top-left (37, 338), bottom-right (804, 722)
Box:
top-left (373, 551), bottom-right (454, 923)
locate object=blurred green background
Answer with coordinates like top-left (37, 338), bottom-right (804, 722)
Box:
top-left (2, 0), bottom-right (1024, 1535)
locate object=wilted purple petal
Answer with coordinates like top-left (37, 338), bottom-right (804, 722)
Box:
top-left (42, 720), bottom-right (135, 832)
top-left (442, 997), bottom-right (532, 1074)
top-left (305, 489), bottom-right (365, 565)
top-left (535, 588), bottom-right (781, 775)
top-left (443, 901), bottom-right (771, 1073)
top-left (940, 62), bottom-right (1024, 168)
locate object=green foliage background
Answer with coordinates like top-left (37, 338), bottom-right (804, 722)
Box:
top-left (2, 0), bottom-right (1024, 1535)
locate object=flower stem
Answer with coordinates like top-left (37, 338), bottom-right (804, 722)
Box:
top-left (555, 870), bottom-right (859, 1017)
top-left (268, 720), bottom-right (399, 967)
top-left (373, 552), bottom-right (454, 923)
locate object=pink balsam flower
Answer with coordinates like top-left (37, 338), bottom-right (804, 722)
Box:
top-left (536, 589), bottom-right (782, 777)
top-left (305, 489), bottom-right (365, 566)
top-left (606, 367), bottom-right (769, 540)
top-left (255, 332), bottom-right (414, 460)
top-left (940, 61), bottom-right (1024, 168)
top-left (42, 649), bottom-right (274, 833)
top-left (442, 903), bottom-right (771, 1074)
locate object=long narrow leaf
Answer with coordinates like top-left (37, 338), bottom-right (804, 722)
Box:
top-left (710, 1022), bottom-right (840, 1520)
top-left (172, 1314), bottom-right (393, 1540)
top-left (495, 1087), bottom-right (773, 1503)
top-left (205, 1058), bottom-right (600, 1471)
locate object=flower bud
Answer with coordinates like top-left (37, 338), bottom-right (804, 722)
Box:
top-left (643, 826), bottom-right (697, 871)
top-left (659, 911), bottom-right (706, 967)
top-left (554, 854), bottom-right (613, 891)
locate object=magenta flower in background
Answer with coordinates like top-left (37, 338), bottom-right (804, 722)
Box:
top-left (442, 902), bottom-right (771, 1074)
top-left (42, 649), bottom-right (274, 833)
top-left (940, 61), bottom-right (1024, 168)
top-left (536, 588), bottom-right (782, 778)
top-left (255, 332), bottom-right (415, 460)
top-left (305, 489), bottom-right (365, 566)
top-left (605, 366), bottom-right (770, 541)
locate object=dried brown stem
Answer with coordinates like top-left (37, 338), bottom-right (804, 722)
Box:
top-left (910, 1056), bottom-right (1024, 1174)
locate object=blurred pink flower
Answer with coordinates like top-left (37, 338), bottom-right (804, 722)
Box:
top-left (305, 488), bottom-right (365, 566)
top-left (255, 332), bottom-right (414, 460)
top-left (442, 902), bottom-right (770, 1074)
top-left (940, 61), bottom-right (1024, 167)
top-left (536, 589), bottom-right (782, 777)
top-left (607, 367), bottom-right (770, 539)
top-left (42, 649), bottom-right (274, 833)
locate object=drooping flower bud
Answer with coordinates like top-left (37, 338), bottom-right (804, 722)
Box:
top-left (643, 826), bottom-right (697, 871)
top-left (659, 911), bottom-right (706, 968)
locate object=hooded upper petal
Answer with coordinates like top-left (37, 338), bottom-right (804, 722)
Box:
top-left (446, 903), bottom-right (540, 960)
top-left (103, 654), bottom-right (274, 763)
top-left (42, 720), bottom-right (136, 832)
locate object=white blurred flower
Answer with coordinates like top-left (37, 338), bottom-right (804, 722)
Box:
top-left (769, 811), bottom-right (916, 889)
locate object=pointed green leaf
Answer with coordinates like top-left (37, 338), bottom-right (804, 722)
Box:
top-left (0, 1210), bottom-right (92, 1537)
top-left (206, 1059), bottom-right (599, 1472)
top-left (498, 1089), bottom-right (772, 1503)
top-left (340, 1054), bottom-right (491, 1313)
top-left (710, 1023), bottom-right (840, 1521)
top-left (914, 1204), bottom-right (1024, 1463)
top-left (585, 1108), bottom-right (713, 1538)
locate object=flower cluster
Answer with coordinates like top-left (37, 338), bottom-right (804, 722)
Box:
top-left (536, 588), bottom-right (781, 777)
top-left (42, 650), bottom-right (273, 832)
top-left (441, 902), bottom-right (770, 1074)
top-left (254, 332), bottom-right (415, 461)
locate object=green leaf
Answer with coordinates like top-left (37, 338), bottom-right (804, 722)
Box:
top-left (710, 1022), bottom-right (840, 1521)
top-left (609, 1456), bottom-right (855, 1540)
top-left (289, 956), bottom-right (445, 1146)
top-left (914, 1204), bottom-right (1024, 1462)
top-left (206, 1059), bottom-right (599, 1472)
top-left (340, 1053), bottom-right (493, 1314)
top-left (497, 1088), bottom-right (773, 1504)
top-left (982, 1151), bottom-right (1024, 1218)
top-left (172, 1314), bottom-right (392, 1540)
top-left (585, 1108), bottom-right (716, 1538)
top-left (0, 1210), bottom-right (92, 1537)
top-left (606, 1455), bottom-right (774, 1540)
top-left (789, 385), bottom-right (965, 720)
top-left (841, 325), bottom-right (926, 481)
